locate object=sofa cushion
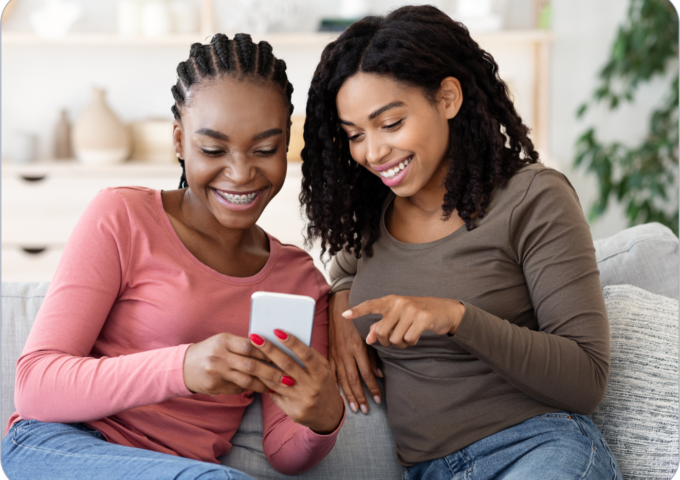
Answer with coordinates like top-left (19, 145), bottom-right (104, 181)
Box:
top-left (594, 222), bottom-right (678, 300)
top-left (590, 285), bottom-right (679, 480)
top-left (220, 383), bottom-right (404, 479)
top-left (1, 282), bottom-right (50, 435)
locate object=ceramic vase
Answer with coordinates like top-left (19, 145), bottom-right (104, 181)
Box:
top-left (54, 109), bottom-right (73, 159)
top-left (72, 88), bottom-right (130, 165)
top-left (141, 0), bottom-right (171, 37)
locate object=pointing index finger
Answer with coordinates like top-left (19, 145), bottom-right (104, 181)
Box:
top-left (341, 298), bottom-right (387, 320)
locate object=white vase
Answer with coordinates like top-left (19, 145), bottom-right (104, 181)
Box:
top-left (339, 0), bottom-right (369, 19)
top-left (117, 0), bottom-right (141, 37)
top-left (72, 88), bottom-right (130, 165)
top-left (169, 1), bottom-right (198, 34)
top-left (29, 0), bottom-right (82, 38)
top-left (141, 0), bottom-right (171, 37)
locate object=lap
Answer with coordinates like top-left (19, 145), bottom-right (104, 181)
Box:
top-left (2, 420), bottom-right (255, 480)
top-left (404, 413), bottom-right (622, 480)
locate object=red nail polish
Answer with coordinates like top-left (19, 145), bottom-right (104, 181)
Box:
top-left (268, 389), bottom-right (275, 393)
top-left (281, 375), bottom-right (295, 386)
top-left (249, 334), bottom-right (264, 346)
top-left (273, 329), bottom-right (288, 341)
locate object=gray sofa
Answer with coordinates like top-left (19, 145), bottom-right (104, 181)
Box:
top-left (2, 223), bottom-right (679, 480)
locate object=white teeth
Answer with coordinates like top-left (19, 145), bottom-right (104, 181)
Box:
top-left (217, 190), bottom-right (259, 205)
top-left (379, 157), bottom-right (412, 179)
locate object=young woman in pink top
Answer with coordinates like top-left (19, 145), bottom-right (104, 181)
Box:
top-left (2, 33), bottom-right (345, 480)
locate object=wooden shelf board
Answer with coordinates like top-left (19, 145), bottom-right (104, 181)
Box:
top-left (1, 30), bottom-right (553, 47)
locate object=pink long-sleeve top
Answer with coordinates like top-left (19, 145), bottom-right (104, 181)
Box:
top-left (7, 186), bottom-right (342, 474)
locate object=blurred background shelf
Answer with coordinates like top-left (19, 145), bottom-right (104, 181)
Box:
top-left (1, 30), bottom-right (553, 47)
top-left (1, 32), bottom-right (341, 47)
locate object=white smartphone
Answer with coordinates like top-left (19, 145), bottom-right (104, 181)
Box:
top-left (249, 291), bottom-right (316, 368)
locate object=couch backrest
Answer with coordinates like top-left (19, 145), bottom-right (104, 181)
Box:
top-left (594, 222), bottom-right (678, 300)
top-left (2, 282), bottom-right (50, 433)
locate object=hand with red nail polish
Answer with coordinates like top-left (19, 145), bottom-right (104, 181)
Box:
top-left (248, 329), bottom-right (345, 434)
top-left (182, 332), bottom-right (280, 397)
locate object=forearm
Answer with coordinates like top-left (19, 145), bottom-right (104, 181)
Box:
top-left (14, 345), bottom-right (192, 423)
top-left (454, 303), bottom-right (609, 413)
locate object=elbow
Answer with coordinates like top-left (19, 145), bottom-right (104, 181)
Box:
top-left (264, 437), bottom-right (337, 475)
top-left (266, 457), bottom-right (312, 476)
top-left (566, 362), bottom-right (610, 415)
top-left (14, 355), bottom-right (55, 423)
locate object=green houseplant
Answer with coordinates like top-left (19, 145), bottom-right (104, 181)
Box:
top-left (574, 0), bottom-right (679, 234)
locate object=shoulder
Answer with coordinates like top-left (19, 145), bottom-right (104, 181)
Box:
top-left (89, 186), bottom-right (156, 212)
top-left (506, 163), bottom-right (575, 194)
top-left (487, 163), bottom-right (579, 216)
top-left (510, 163), bottom-right (577, 198)
top-left (268, 236), bottom-right (331, 301)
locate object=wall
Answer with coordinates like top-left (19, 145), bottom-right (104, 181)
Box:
top-left (550, 0), bottom-right (676, 239)
top-left (2, 0), bottom-right (673, 240)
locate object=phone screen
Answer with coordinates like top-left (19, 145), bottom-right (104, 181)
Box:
top-left (249, 291), bottom-right (316, 368)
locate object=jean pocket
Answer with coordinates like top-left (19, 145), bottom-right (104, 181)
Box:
top-left (13, 419), bottom-right (38, 433)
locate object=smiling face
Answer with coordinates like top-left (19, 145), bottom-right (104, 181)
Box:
top-left (173, 77), bottom-right (289, 231)
top-left (336, 73), bottom-right (462, 198)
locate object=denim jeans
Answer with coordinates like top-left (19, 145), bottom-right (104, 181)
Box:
top-left (2, 419), bottom-right (256, 480)
top-left (403, 412), bottom-right (623, 480)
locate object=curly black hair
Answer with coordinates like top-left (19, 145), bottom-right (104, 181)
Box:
top-left (171, 33), bottom-right (294, 188)
top-left (299, 5), bottom-right (539, 259)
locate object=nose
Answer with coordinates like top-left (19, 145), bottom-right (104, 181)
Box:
top-left (365, 134), bottom-right (390, 165)
top-left (224, 154), bottom-right (255, 184)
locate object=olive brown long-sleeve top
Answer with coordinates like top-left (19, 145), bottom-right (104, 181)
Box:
top-left (329, 164), bottom-right (610, 467)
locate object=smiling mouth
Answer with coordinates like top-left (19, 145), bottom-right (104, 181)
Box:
top-left (379, 156), bottom-right (412, 179)
top-left (214, 188), bottom-right (262, 205)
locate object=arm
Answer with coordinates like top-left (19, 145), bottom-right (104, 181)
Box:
top-left (329, 248), bottom-right (357, 294)
top-left (14, 189), bottom-right (193, 423)
top-left (260, 271), bottom-right (345, 475)
top-left (328, 252), bottom-right (383, 414)
top-left (452, 170), bottom-right (609, 413)
top-left (346, 170), bottom-right (610, 414)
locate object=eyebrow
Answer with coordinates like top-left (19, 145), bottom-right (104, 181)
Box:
top-left (194, 127), bottom-right (283, 142)
top-left (338, 100), bottom-right (406, 126)
top-left (252, 128), bottom-right (283, 141)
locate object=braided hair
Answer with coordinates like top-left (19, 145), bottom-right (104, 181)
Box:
top-left (171, 33), bottom-right (294, 188)
top-left (300, 5), bottom-right (539, 259)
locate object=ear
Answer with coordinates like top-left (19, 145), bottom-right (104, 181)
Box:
top-left (172, 120), bottom-right (184, 157)
top-left (438, 77), bottom-right (463, 120)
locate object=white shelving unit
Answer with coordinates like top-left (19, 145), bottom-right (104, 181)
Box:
top-left (1, 0), bottom-right (555, 281)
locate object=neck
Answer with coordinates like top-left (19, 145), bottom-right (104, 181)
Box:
top-left (401, 159), bottom-right (450, 217)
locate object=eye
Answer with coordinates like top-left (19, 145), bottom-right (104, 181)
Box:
top-left (348, 133), bottom-right (363, 142)
top-left (200, 148), bottom-right (224, 157)
top-left (256, 148), bottom-right (278, 156)
top-left (383, 119), bottom-right (403, 130)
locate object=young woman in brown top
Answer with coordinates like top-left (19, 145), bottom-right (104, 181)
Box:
top-left (299, 5), bottom-right (623, 480)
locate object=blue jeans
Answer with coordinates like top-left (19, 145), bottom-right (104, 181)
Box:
top-left (403, 412), bottom-right (623, 480)
top-left (2, 419), bottom-right (256, 480)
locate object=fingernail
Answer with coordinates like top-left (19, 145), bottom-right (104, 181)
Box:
top-left (341, 310), bottom-right (352, 318)
top-left (249, 334), bottom-right (264, 346)
top-left (349, 402), bottom-right (358, 413)
top-left (377, 368), bottom-right (384, 377)
top-left (373, 395), bottom-right (381, 405)
top-left (360, 404), bottom-right (368, 414)
top-left (281, 375), bottom-right (295, 386)
top-left (273, 329), bottom-right (288, 341)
